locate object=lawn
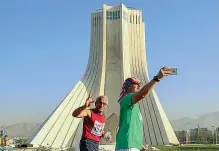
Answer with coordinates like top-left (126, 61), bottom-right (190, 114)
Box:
top-left (154, 145), bottom-right (219, 151)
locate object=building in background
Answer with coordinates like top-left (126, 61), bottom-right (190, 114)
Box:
top-left (175, 127), bottom-right (215, 144)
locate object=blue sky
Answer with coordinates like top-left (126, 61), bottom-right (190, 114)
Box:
top-left (0, 0), bottom-right (218, 125)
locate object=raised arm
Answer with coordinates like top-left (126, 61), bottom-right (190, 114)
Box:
top-left (72, 95), bottom-right (94, 118)
top-left (132, 67), bottom-right (171, 104)
top-left (72, 105), bottom-right (90, 118)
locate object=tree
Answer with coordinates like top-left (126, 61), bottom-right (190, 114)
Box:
top-left (14, 137), bottom-right (28, 145)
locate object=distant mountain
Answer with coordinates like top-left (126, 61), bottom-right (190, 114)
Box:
top-left (3, 123), bottom-right (41, 138)
top-left (170, 111), bottom-right (219, 131)
top-left (1, 111), bottom-right (219, 137)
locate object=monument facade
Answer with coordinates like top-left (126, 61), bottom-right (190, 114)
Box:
top-left (27, 4), bottom-right (179, 148)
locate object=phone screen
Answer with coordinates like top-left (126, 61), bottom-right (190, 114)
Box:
top-left (170, 68), bottom-right (177, 75)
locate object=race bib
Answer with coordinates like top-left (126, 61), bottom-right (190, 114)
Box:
top-left (91, 120), bottom-right (105, 136)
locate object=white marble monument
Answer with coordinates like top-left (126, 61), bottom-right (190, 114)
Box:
top-left (27, 4), bottom-right (179, 149)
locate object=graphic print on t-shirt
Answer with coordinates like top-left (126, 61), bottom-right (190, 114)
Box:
top-left (91, 120), bottom-right (105, 136)
top-left (139, 112), bottom-right (143, 121)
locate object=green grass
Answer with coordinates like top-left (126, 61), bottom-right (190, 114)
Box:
top-left (154, 145), bottom-right (219, 151)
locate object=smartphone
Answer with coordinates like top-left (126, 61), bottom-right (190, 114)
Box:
top-left (170, 68), bottom-right (177, 75)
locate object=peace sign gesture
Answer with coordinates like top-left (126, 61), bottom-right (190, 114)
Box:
top-left (85, 94), bottom-right (94, 108)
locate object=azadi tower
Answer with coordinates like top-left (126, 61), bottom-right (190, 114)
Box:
top-left (27, 3), bottom-right (179, 149)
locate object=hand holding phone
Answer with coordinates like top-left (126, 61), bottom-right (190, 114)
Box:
top-left (157, 67), bottom-right (178, 81)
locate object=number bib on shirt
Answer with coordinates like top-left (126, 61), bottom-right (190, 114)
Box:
top-left (91, 120), bottom-right (105, 136)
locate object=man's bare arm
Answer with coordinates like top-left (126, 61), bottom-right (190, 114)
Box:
top-left (72, 95), bottom-right (94, 118)
top-left (72, 105), bottom-right (91, 118)
top-left (132, 67), bottom-right (171, 104)
top-left (132, 79), bottom-right (157, 104)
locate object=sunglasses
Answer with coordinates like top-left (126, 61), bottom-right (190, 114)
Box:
top-left (97, 101), bottom-right (108, 106)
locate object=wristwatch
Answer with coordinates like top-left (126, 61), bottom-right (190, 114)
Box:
top-left (153, 76), bottom-right (160, 82)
